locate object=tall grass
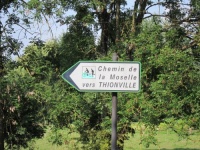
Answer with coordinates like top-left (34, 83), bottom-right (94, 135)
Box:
top-left (22, 128), bottom-right (200, 150)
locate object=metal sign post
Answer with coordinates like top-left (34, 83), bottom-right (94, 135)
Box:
top-left (111, 53), bottom-right (118, 150)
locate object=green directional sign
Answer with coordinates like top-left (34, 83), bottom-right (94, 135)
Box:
top-left (62, 61), bottom-right (141, 92)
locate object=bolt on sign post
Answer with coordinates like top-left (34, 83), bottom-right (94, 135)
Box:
top-left (62, 54), bottom-right (141, 149)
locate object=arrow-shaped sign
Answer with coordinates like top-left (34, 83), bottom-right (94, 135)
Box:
top-left (62, 61), bottom-right (141, 92)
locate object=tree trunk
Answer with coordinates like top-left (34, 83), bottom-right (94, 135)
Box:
top-left (129, 0), bottom-right (148, 60)
top-left (0, 43), bottom-right (4, 150)
top-left (131, 0), bottom-right (139, 33)
top-left (100, 7), bottom-right (109, 55)
top-left (0, 81), bottom-right (4, 150)
top-left (0, 20), bottom-right (4, 150)
top-left (136, 0), bottom-right (148, 26)
top-left (115, 0), bottom-right (120, 43)
top-left (131, 0), bottom-right (148, 34)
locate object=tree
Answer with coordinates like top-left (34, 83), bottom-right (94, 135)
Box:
top-left (0, 0), bottom-right (48, 148)
top-left (2, 64), bottom-right (45, 149)
top-left (0, 1), bottom-right (26, 149)
top-left (128, 17), bottom-right (200, 147)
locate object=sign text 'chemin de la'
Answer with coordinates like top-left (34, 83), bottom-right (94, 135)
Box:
top-left (62, 61), bottom-right (141, 92)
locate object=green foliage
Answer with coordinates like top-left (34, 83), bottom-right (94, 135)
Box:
top-left (191, 0), bottom-right (200, 14)
top-left (59, 22), bottom-right (97, 71)
top-left (129, 19), bottom-right (200, 147)
top-left (81, 130), bottom-right (110, 150)
top-left (139, 126), bottom-right (158, 148)
top-left (48, 128), bottom-right (64, 146)
top-left (2, 65), bottom-right (45, 149)
top-left (27, 0), bottom-right (41, 10)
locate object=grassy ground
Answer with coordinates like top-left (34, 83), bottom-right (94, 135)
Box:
top-left (22, 129), bottom-right (200, 150)
top-left (124, 130), bottom-right (200, 150)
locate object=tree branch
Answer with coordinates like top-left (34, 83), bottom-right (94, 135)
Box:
top-left (16, 23), bottom-right (33, 35)
top-left (181, 41), bottom-right (197, 50)
top-left (42, 12), bottom-right (54, 38)
top-left (143, 12), bottom-right (169, 19)
top-left (145, 2), bottom-right (163, 11)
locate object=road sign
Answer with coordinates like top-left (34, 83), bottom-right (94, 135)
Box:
top-left (62, 61), bottom-right (141, 92)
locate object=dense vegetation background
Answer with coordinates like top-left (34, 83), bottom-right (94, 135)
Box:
top-left (0, 0), bottom-right (199, 149)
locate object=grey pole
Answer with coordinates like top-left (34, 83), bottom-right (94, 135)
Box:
top-left (111, 53), bottom-right (118, 150)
